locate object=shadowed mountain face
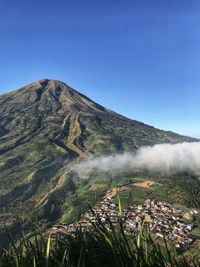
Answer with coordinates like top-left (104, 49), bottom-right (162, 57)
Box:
top-left (0, 79), bottom-right (196, 235)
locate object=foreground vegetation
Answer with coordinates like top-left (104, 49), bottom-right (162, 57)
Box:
top-left (1, 211), bottom-right (200, 267)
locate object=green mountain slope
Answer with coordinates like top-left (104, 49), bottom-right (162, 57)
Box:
top-left (0, 79), bottom-right (196, 239)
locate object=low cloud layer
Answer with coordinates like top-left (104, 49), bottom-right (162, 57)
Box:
top-left (75, 142), bottom-right (200, 175)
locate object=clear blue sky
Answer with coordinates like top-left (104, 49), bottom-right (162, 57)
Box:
top-left (0, 0), bottom-right (200, 137)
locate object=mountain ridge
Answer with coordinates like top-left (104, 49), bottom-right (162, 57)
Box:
top-left (0, 78), bottom-right (194, 136)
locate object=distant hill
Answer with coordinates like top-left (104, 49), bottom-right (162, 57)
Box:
top-left (0, 79), bottom-right (196, 243)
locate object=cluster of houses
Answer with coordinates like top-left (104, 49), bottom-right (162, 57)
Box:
top-left (47, 197), bottom-right (198, 248)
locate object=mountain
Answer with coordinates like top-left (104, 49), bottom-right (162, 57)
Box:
top-left (0, 79), bottom-right (196, 242)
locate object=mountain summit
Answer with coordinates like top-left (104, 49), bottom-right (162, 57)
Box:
top-left (0, 79), bottom-right (195, 243)
top-left (0, 79), bottom-right (193, 166)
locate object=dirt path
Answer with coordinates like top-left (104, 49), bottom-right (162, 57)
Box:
top-left (104, 187), bottom-right (119, 198)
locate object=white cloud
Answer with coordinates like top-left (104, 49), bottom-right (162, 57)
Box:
top-left (75, 142), bottom-right (200, 175)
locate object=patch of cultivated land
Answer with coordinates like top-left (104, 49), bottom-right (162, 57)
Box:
top-left (89, 183), bottom-right (108, 191)
top-left (108, 178), bottom-right (172, 207)
top-left (103, 179), bottom-right (155, 200)
top-left (125, 180), bottom-right (155, 189)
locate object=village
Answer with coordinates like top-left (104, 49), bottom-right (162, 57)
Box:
top-left (47, 195), bottom-right (199, 249)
